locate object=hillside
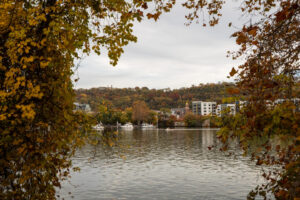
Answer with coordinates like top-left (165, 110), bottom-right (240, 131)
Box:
top-left (75, 82), bottom-right (236, 111)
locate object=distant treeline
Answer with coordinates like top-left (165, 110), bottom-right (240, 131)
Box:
top-left (75, 82), bottom-right (236, 111)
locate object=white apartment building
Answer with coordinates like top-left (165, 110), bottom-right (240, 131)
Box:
top-left (192, 101), bottom-right (217, 116)
top-left (216, 104), bottom-right (236, 117)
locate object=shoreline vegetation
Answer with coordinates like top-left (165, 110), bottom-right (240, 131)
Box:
top-left (74, 82), bottom-right (236, 128)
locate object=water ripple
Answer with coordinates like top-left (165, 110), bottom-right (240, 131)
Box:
top-left (59, 129), bottom-right (267, 200)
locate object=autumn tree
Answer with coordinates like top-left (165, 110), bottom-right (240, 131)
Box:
top-left (123, 107), bottom-right (133, 124)
top-left (132, 100), bottom-right (150, 125)
top-left (231, 2), bottom-right (299, 199)
top-left (183, 0), bottom-right (300, 199)
top-left (96, 101), bottom-right (119, 125)
top-left (183, 112), bottom-right (203, 127)
top-left (0, 0), bottom-right (176, 199)
top-left (147, 110), bottom-right (158, 125)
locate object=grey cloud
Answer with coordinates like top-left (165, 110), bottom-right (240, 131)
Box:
top-left (74, 1), bottom-right (245, 89)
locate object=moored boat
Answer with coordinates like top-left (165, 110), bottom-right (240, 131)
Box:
top-left (92, 123), bottom-right (104, 131)
top-left (121, 122), bottom-right (134, 130)
top-left (141, 123), bottom-right (155, 129)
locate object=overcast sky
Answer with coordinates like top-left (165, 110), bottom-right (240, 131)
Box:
top-left (74, 1), bottom-right (248, 90)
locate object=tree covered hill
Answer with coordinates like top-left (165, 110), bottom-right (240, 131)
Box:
top-left (75, 82), bottom-right (236, 111)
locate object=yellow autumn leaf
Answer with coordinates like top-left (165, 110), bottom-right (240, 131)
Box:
top-left (40, 61), bottom-right (49, 68)
top-left (37, 138), bottom-right (44, 143)
top-left (27, 56), bottom-right (34, 62)
top-left (41, 38), bottom-right (47, 46)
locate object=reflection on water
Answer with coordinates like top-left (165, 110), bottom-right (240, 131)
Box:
top-left (59, 129), bottom-right (264, 200)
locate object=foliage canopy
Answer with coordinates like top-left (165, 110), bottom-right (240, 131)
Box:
top-left (0, 0), bottom-right (174, 199)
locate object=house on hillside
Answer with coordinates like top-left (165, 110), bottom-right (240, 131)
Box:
top-left (171, 108), bottom-right (185, 119)
top-left (171, 102), bottom-right (190, 119)
top-left (74, 102), bottom-right (91, 113)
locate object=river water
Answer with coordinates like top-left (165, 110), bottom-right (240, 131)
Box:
top-left (59, 128), bottom-right (265, 200)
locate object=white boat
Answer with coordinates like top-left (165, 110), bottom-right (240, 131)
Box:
top-left (141, 123), bottom-right (155, 129)
top-left (121, 122), bottom-right (134, 130)
top-left (92, 123), bottom-right (104, 131)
